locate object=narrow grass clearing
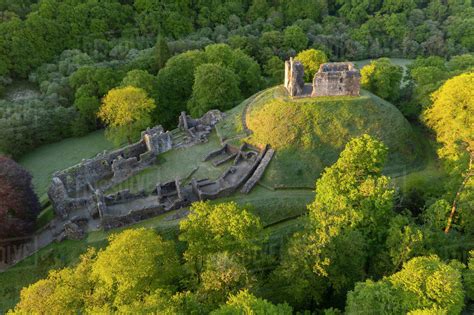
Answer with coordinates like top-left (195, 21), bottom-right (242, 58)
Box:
top-left (19, 130), bottom-right (114, 200)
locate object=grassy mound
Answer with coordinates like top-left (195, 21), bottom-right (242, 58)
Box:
top-left (241, 86), bottom-right (422, 188)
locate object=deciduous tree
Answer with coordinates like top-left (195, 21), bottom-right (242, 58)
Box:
top-left (211, 290), bottom-right (293, 315)
top-left (98, 86), bottom-right (156, 145)
top-left (361, 58), bottom-right (403, 102)
top-left (295, 49), bottom-right (328, 82)
top-left (0, 156), bottom-right (40, 240)
top-left (346, 255), bottom-right (465, 314)
top-left (179, 201), bottom-right (263, 274)
top-left (187, 63), bottom-right (241, 117)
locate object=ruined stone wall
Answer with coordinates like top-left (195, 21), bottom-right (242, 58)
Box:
top-left (284, 58), bottom-right (305, 97)
top-left (48, 110), bottom-right (225, 222)
top-left (312, 62), bottom-right (360, 97)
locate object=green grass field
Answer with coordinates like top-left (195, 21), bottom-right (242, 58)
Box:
top-left (19, 130), bottom-right (114, 200)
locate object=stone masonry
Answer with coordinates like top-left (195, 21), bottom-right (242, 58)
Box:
top-left (284, 57), bottom-right (305, 97)
top-left (312, 62), bottom-right (360, 96)
top-left (47, 110), bottom-right (274, 238)
top-left (284, 60), bottom-right (360, 97)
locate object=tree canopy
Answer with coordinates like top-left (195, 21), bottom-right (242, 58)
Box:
top-left (346, 255), bottom-right (465, 314)
top-left (98, 86), bottom-right (156, 145)
top-left (361, 58), bottom-right (403, 102)
top-left (187, 63), bottom-right (241, 117)
top-left (295, 49), bottom-right (328, 82)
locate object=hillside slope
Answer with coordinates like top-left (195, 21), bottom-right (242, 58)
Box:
top-left (217, 86), bottom-right (423, 188)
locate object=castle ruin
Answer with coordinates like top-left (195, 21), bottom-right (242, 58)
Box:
top-left (284, 60), bottom-right (360, 97)
top-left (46, 110), bottom-right (274, 239)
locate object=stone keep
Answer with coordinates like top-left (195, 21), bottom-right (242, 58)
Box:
top-left (312, 62), bottom-right (360, 96)
top-left (284, 57), bottom-right (305, 97)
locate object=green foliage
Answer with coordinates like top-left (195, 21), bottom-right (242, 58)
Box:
top-left (386, 215), bottom-right (426, 271)
top-left (179, 201), bottom-right (263, 272)
top-left (0, 99), bottom-right (76, 158)
top-left (69, 66), bottom-right (124, 133)
top-left (10, 228), bottom-right (181, 313)
top-left (283, 25), bottom-right (308, 52)
top-left (422, 199), bottom-right (451, 231)
top-left (273, 135), bottom-right (395, 308)
top-left (98, 86), bottom-right (156, 145)
top-left (211, 290), bottom-right (293, 315)
top-left (188, 63), bottom-right (241, 117)
top-left (346, 255), bottom-right (465, 314)
top-left (361, 58), bottom-right (403, 102)
top-left (154, 35), bottom-right (171, 72)
top-left (156, 50), bottom-right (206, 127)
top-left (295, 49), bottom-right (328, 82)
top-left (424, 72), bottom-right (473, 163)
top-left (263, 56), bottom-right (285, 86)
top-left (11, 249), bottom-right (96, 314)
top-left (121, 69), bottom-right (158, 100)
top-left (198, 252), bottom-right (253, 308)
top-left (465, 250), bottom-right (474, 301)
top-left (90, 228), bottom-right (180, 309)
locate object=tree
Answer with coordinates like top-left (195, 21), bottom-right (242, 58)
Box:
top-left (179, 201), bottom-right (263, 274)
top-left (154, 35), bottom-right (171, 72)
top-left (211, 290), bottom-right (293, 315)
top-left (12, 228), bottom-right (182, 313)
top-left (385, 215), bottom-right (425, 271)
top-left (283, 25), bottom-right (308, 52)
top-left (346, 255), bottom-right (465, 314)
top-left (273, 135), bottom-right (394, 308)
top-left (423, 73), bottom-right (473, 233)
top-left (187, 63), bottom-right (241, 117)
top-left (12, 249), bottom-right (96, 314)
top-left (424, 72), bottom-right (473, 163)
top-left (203, 44), bottom-right (263, 97)
top-left (198, 252), bottom-right (253, 308)
top-left (361, 58), bottom-right (403, 102)
top-left (90, 228), bottom-right (181, 309)
top-left (295, 49), bottom-right (328, 82)
top-left (98, 86), bottom-right (156, 145)
top-left (156, 50), bottom-right (207, 127)
top-left (246, 0), bottom-right (270, 22)
top-left (264, 56), bottom-right (285, 86)
top-left (0, 156), bottom-right (40, 241)
top-left (465, 250), bottom-right (474, 301)
top-left (121, 69), bottom-right (158, 100)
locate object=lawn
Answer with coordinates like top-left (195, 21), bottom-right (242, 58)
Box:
top-left (19, 130), bottom-right (115, 201)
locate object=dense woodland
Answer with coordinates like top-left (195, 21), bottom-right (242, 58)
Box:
top-left (0, 0), bottom-right (473, 314)
top-left (0, 0), bottom-right (473, 157)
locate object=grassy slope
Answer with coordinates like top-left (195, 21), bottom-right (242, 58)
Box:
top-left (19, 130), bottom-right (114, 200)
top-left (243, 86), bottom-right (423, 188)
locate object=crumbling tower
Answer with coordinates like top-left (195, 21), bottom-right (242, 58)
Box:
top-left (284, 57), bottom-right (305, 97)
